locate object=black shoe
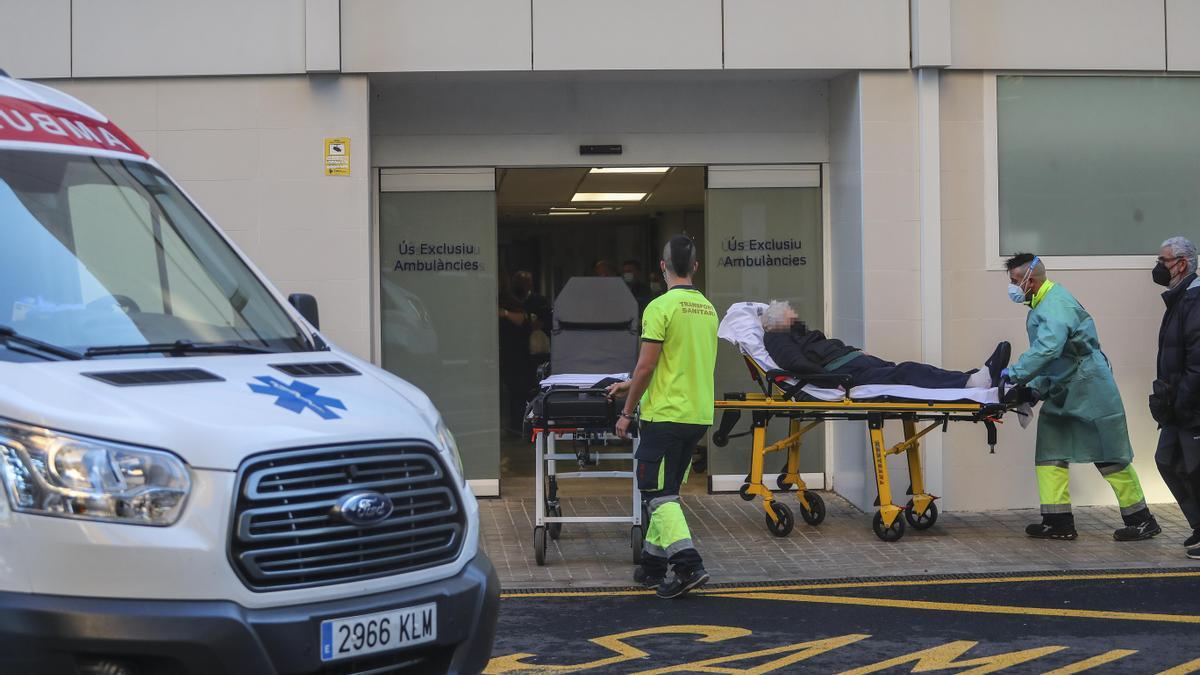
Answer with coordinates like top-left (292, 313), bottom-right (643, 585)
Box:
top-left (1114, 517), bottom-right (1162, 542)
top-left (1184, 530), bottom-right (1200, 548)
top-left (1026, 521), bottom-right (1077, 540)
top-left (656, 568), bottom-right (710, 599)
top-left (633, 566), bottom-right (665, 588)
top-left (986, 341), bottom-right (1012, 388)
top-left (1188, 546), bottom-right (1200, 560)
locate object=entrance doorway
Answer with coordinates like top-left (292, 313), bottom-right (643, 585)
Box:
top-left (494, 166), bottom-right (706, 485)
top-left (375, 164), bottom-right (826, 497)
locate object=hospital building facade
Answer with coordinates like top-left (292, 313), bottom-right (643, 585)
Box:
top-left (2, 0), bottom-right (1193, 513)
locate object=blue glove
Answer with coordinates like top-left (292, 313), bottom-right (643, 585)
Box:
top-left (1000, 368), bottom-right (1012, 382)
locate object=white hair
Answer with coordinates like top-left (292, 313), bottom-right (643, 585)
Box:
top-left (761, 300), bottom-right (794, 330)
top-left (1162, 236), bottom-right (1199, 275)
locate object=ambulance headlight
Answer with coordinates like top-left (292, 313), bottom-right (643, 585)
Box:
top-left (0, 421), bottom-right (190, 526)
top-left (434, 418), bottom-right (466, 486)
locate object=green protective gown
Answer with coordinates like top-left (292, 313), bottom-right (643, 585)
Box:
top-left (1008, 282), bottom-right (1134, 465)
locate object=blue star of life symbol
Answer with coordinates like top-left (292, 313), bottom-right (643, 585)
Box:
top-left (248, 376), bottom-right (347, 420)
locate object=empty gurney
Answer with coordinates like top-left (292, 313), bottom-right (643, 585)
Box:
top-left (713, 302), bottom-right (1030, 542)
top-left (523, 278), bottom-right (644, 566)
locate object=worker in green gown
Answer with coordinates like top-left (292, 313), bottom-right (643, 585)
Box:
top-left (1002, 253), bottom-right (1161, 541)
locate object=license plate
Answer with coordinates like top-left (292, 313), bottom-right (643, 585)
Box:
top-left (320, 603), bottom-right (437, 662)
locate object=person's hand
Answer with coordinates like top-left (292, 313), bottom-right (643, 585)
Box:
top-left (606, 380), bottom-right (631, 400)
top-left (615, 414), bottom-right (633, 439)
top-left (1000, 368), bottom-right (1012, 382)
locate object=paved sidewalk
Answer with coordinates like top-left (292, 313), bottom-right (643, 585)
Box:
top-left (481, 490), bottom-right (1198, 589)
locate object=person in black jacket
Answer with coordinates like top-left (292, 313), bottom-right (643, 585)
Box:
top-left (1150, 236), bottom-right (1200, 559)
top-left (761, 300), bottom-right (1010, 389)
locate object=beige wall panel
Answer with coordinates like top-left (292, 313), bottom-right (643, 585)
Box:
top-left (306, 0), bottom-right (342, 72)
top-left (533, 0), bottom-right (722, 70)
top-left (45, 76), bottom-right (373, 359)
top-left (938, 72), bottom-right (1171, 510)
top-left (371, 75), bottom-right (829, 166)
top-left (949, 0), bottom-right (1165, 70)
top-left (1168, 0), bottom-right (1200, 70)
top-left (72, 0), bottom-right (305, 77)
top-left (341, 0), bottom-right (531, 72)
top-left (724, 0), bottom-right (910, 69)
top-left (0, 0), bottom-right (71, 79)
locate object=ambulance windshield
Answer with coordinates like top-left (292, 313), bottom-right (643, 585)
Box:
top-left (0, 149), bottom-right (314, 359)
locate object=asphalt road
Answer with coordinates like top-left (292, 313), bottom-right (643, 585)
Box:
top-left (486, 570), bottom-right (1200, 674)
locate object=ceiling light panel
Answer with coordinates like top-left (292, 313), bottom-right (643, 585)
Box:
top-left (589, 167), bottom-right (670, 174)
top-left (571, 192), bottom-right (647, 202)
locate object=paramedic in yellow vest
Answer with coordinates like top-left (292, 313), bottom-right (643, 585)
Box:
top-left (607, 235), bottom-right (718, 599)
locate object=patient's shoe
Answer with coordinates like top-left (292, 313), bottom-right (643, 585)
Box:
top-left (985, 341), bottom-right (1012, 388)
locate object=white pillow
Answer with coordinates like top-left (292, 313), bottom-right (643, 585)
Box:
top-left (717, 302), bottom-right (782, 371)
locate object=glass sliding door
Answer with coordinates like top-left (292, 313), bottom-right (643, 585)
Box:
top-left (704, 165), bottom-right (824, 487)
top-left (378, 169), bottom-right (499, 494)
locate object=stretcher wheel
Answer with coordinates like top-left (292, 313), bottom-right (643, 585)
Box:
top-left (904, 500), bottom-right (938, 530)
top-left (799, 491), bottom-right (826, 526)
top-left (776, 473), bottom-right (792, 491)
top-left (534, 526), bottom-right (547, 566)
top-left (738, 483), bottom-right (755, 501)
top-left (765, 502), bottom-right (795, 537)
top-left (547, 505), bottom-right (563, 540)
top-left (631, 525), bottom-right (644, 564)
top-left (872, 511), bottom-right (906, 542)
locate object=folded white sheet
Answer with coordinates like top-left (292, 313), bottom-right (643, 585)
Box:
top-left (539, 372), bottom-right (629, 388)
top-left (719, 302), bottom-right (1000, 404)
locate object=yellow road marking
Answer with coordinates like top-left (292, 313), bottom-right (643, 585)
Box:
top-left (1043, 650), bottom-right (1139, 675)
top-left (707, 591), bottom-right (1200, 625)
top-left (484, 624), bottom-right (748, 674)
top-left (500, 570), bottom-right (1200, 599)
top-left (837, 640), bottom-right (1065, 675)
top-left (1160, 657), bottom-right (1200, 675)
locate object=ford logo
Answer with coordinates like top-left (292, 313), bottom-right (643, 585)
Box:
top-left (333, 491), bottom-right (394, 527)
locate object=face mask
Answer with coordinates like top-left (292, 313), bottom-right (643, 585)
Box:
top-left (1153, 262), bottom-right (1172, 287)
top-left (622, 273), bottom-right (635, 284)
top-left (1007, 256), bottom-right (1040, 304)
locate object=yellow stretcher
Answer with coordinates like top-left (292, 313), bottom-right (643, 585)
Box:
top-left (713, 351), bottom-right (1023, 542)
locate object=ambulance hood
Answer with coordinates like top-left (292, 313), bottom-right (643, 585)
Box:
top-left (0, 350), bottom-right (445, 471)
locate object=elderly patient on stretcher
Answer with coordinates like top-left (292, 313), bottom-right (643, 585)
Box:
top-left (762, 301), bottom-right (1010, 390)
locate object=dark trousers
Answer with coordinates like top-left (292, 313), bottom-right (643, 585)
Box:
top-left (1156, 426), bottom-right (1200, 530)
top-left (636, 421), bottom-right (706, 576)
top-left (834, 353), bottom-right (971, 389)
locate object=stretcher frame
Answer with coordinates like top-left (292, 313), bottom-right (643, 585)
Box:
top-left (525, 422), bottom-right (638, 564)
top-left (714, 351), bottom-right (1012, 542)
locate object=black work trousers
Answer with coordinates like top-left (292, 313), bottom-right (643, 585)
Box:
top-left (834, 354), bottom-right (971, 389)
top-left (1156, 425), bottom-right (1200, 530)
top-left (636, 421), bottom-right (706, 576)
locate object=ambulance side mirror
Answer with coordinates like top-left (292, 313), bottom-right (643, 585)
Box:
top-left (288, 293), bottom-right (320, 329)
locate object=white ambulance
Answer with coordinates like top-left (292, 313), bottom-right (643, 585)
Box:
top-left (0, 73), bottom-right (498, 674)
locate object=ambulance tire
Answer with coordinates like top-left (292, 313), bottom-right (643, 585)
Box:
top-left (904, 500), bottom-right (938, 530)
top-left (534, 526), bottom-right (547, 566)
top-left (799, 491), bottom-right (826, 526)
top-left (631, 526), bottom-right (644, 564)
top-left (765, 503), bottom-right (795, 537)
top-left (872, 510), bottom-right (906, 542)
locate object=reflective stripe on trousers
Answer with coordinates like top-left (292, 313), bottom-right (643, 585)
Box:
top-left (1035, 461), bottom-right (1147, 516)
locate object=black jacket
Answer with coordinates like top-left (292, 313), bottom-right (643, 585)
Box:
top-left (763, 323), bottom-right (858, 375)
top-left (1153, 273), bottom-right (1200, 427)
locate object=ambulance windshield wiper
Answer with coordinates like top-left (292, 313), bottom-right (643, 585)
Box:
top-left (84, 340), bottom-right (275, 358)
top-left (0, 325), bottom-right (85, 361)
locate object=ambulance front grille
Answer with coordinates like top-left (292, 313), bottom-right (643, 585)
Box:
top-left (229, 442), bottom-right (465, 591)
